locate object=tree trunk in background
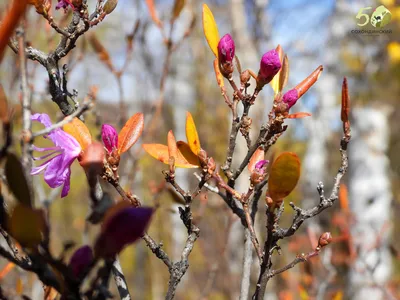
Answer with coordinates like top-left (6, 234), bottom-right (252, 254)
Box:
top-left (348, 107), bottom-right (392, 299)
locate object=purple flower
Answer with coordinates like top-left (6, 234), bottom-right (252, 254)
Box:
top-left (101, 124), bottom-right (118, 153)
top-left (69, 245), bottom-right (93, 278)
top-left (31, 113), bottom-right (82, 198)
top-left (56, 0), bottom-right (75, 10)
top-left (258, 49), bottom-right (282, 85)
top-left (282, 88), bottom-right (299, 109)
top-left (218, 34), bottom-right (235, 65)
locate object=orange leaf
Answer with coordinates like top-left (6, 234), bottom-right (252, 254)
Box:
top-left (213, 58), bottom-right (224, 87)
top-left (176, 141), bottom-right (200, 167)
top-left (118, 113), bottom-right (144, 154)
top-left (268, 152), bottom-right (301, 201)
top-left (145, 0), bottom-right (162, 28)
top-left (286, 112), bottom-right (312, 119)
top-left (167, 130), bottom-right (177, 158)
top-left (248, 148), bottom-right (265, 172)
top-left (185, 112), bottom-right (201, 155)
top-left (339, 183), bottom-right (349, 213)
top-left (295, 65), bottom-right (323, 98)
top-left (63, 118), bottom-right (92, 150)
top-left (143, 143), bottom-right (199, 168)
top-left (0, 0), bottom-right (29, 63)
top-left (202, 4), bottom-right (219, 57)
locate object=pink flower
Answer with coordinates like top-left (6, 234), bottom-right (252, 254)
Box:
top-left (31, 113), bottom-right (81, 198)
top-left (255, 160), bottom-right (269, 171)
top-left (101, 124), bottom-right (118, 153)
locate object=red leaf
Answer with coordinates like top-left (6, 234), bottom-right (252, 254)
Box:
top-left (118, 113), bottom-right (144, 154)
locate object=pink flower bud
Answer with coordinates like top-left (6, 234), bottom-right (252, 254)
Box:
top-left (101, 124), bottom-right (118, 153)
top-left (218, 34), bottom-right (235, 65)
top-left (255, 159), bottom-right (269, 171)
top-left (69, 245), bottom-right (93, 278)
top-left (282, 88), bottom-right (299, 109)
top-left (258, 49), bottom-right (281, 85)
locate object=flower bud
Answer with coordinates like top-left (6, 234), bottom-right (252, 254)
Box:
top-left (257, 49), bottom-right (281, 88)
top-left (218, 34), bottom-right (235, 76)
top-left (101, 124), bottom-right (118, 153)
top-left (250, 160), bottom-right (269, 186)
top-left (69, 245), bottom-right (93, 278)
top-left (318, 232), bottom-right (332, 249)
top-left (282, 88), bottom-right (299, 109)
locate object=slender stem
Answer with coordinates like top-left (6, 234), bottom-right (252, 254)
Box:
top-left (111, 258), bottom-right (131, 300)
top-left (243, 204), bottom-right (262, 262)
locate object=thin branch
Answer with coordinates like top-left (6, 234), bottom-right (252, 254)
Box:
top-left (31, 99), bottom-right (92, 139)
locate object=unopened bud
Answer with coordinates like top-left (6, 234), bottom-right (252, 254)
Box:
top-left (207, 157), bottom-right (216, 174)
top-left (282, 88), bottom-right (299, 110)
top-left (240, 70), bottom-right (250, 85)
top-left (103, 0), bottom-right (118, 14)
top-left (257, 49), bottom-right (281, 89)
top-left (101, 124), bottom-right (118, 153)
top-left (218, 34), bottom-right (235, 76)
top-left (318, 232), bottom-right (332, 249)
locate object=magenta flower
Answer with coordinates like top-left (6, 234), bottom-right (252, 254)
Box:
top-left (218, 34), bottom-right (235, 65)
top-left (255, 159), bottom-right (269, 171)
top-left (56, 0), bottom-right (75, 10)
top-left (69, 245), bottom-right (94, 278)
top-left (31, 113), bottom-right (82, 198)
top-left (282, 88), bottom-right (299, 109)
top-left (258, 49), bottom-right (282, 85)
top-left (94, 207), bottom-right (153, 258)
top-left (101, 124), bottom-right (118, 153)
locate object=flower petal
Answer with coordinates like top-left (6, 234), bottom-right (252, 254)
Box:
top-left (61, 168), bottom-right (71, 198)
top-left (32, 113), bottom-right (52, 128)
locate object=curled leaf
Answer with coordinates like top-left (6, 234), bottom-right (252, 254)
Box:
top-left (270, 45), bottom-right (284, 95)
top-left (185, 112), bottom-right (201, 155)
top-left (5, 153), bottom-right (31, 207)
top-left (167, 130), bottom-right (177, 158)
top-left (202, 4), bottom-right (219, 57)
top-left (118, 113), bottom-right (144, 154)
top-left (341, 77), bottom-right (350, 122)
top-left (286, 112), bottom-right (312, 119)
top-left (248, 148), bottom-right (265, 172)
top-left (279, 54), bottom-right (289, 92)
top-left (94, 206), bottom-right (153, 258)
top-left (63, 118), bottom-right (92, 150)
top-left (268, 152), bottom-right (301, 202)
top-left (80, 142), bottom-right (105, 174)
top-left (145, 0), bottom-right (162, 27)
top-left (295, 65), bottom-right (323, 98)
